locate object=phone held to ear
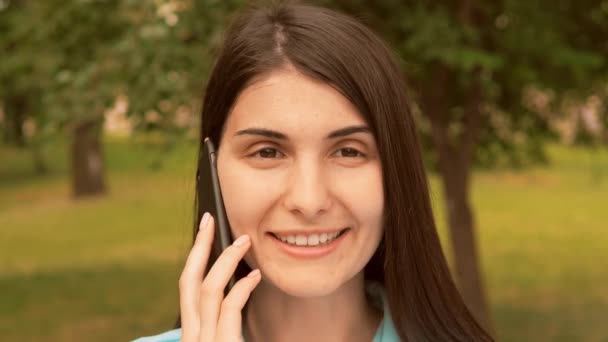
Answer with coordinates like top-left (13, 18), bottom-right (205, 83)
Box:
top-left (199, 137), bottom-right (237, 292)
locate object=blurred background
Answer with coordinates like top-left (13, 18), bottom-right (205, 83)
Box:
top-left (1, 0), bottom-right (607, 341)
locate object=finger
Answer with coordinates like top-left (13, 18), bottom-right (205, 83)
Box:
top-left (198, 234), bottom-right (251, 342)
top-left (179, 212), bottom-right (214, 341)
top-left (214, 269), bottom-right (262, 341)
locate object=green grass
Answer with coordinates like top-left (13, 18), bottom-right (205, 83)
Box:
top-left (469, 147), bottom-right (608, 342)
top-left (1, 137), bottom-right (607, 341)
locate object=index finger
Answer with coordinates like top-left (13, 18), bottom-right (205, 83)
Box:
top-left (179, 212), bottom-right (214, 339)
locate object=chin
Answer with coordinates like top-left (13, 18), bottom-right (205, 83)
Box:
top-left (276, 281), bottom-right (342, 298)
top-left (261, 269), bottom-right (350, 298)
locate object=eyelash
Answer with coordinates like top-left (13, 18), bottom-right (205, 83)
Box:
top-left (249, 146), bottom-right (366, 159)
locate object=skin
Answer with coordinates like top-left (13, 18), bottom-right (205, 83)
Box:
top-left (179, 67), bottom-right (385, 342)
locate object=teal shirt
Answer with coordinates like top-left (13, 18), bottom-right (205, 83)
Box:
top-left (132, 282), bottom-right (399, 342)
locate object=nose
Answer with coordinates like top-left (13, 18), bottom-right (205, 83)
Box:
top-left (282, 158), bottom-right (332, 220)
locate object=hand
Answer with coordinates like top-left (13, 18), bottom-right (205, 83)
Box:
top-left (179, 212), bottom-right (261, 342)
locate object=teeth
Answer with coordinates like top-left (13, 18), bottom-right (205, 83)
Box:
top-left (276, 231), bottom-right (344, 247)
top-left (320, 233), bottom-right (328, 243)
top-left (308, 234), bottom-right (320, 246)
top-left (295, 235), bottom-right (307, 246)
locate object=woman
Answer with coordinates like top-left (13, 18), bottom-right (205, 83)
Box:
top-left (134, 1), bottom-right (493, 341)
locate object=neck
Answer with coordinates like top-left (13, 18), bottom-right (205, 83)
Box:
top-left (243, 273), bottom-right (383, 342)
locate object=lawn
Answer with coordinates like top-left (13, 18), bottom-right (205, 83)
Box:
top-left (1, 137), bottom-right (607, 341)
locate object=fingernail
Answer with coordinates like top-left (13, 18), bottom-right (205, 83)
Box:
top-left (199, 212), bottom-right (210, 231)
top-left (247, 269), bottom-right (261, 278)
top-left (233, 234), bottom-right (250, 246)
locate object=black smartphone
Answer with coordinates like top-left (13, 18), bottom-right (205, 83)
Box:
top-left (199, 137), bottom-right (237, 291)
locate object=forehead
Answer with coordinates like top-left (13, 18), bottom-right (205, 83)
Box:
top-left (223, 69), bottom-right (367, 137)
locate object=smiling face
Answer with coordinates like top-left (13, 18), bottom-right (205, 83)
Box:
top-left (216, 67), bottom-right (384, 297)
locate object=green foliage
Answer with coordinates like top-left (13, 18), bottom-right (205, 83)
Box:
top-left (1, 0), bottom-right (128, 139)
top-left (398, 6), bottom-right (503, 73)
top-left (0, 0), bottom-right (243, 133)
top-left (100, 0), bottom-right (245, 129)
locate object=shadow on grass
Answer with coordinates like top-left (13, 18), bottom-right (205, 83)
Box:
top-left (0, 262), bottom-right (181, 342)
top-left (493, 297), bottom-right (608, 342)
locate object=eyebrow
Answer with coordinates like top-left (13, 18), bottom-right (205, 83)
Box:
top-left (234, 125), bottom-right (372, 140)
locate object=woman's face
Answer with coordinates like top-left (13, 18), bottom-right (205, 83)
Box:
top-left (216, 68), bottom-right (384, 297)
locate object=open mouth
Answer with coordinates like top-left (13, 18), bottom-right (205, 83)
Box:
top-left (268, 228), bottom-right (350, 247)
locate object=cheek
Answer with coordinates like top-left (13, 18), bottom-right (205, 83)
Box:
top-left (217, 159), bottom-right (282, 234)
top-left (331, 165), bottom-right (384, 229)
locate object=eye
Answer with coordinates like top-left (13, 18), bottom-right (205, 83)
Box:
top-left (250, 147), bottom-right (284, 159)
top-left (333, 147), bottom-right (365, 158)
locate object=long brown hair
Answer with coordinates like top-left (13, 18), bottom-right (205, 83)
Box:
top-left (177, 1), bottom-right (493, 341)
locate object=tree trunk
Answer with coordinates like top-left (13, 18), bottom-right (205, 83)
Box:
top-left (440, 157), bottom-right (494, 335)
top-left (422, 65), bottom-right (495, 336)
top-left (3, 95), bottom-right (27, 147)
top-left (71, 118), bottom-right (107, 198)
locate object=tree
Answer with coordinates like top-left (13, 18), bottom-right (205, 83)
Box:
top-left (0, 0), bottom-right (244, 196)
top-left (1, 0), bottom-right (129, 195)
top-left (0, 0), bottom-right (48, 173)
